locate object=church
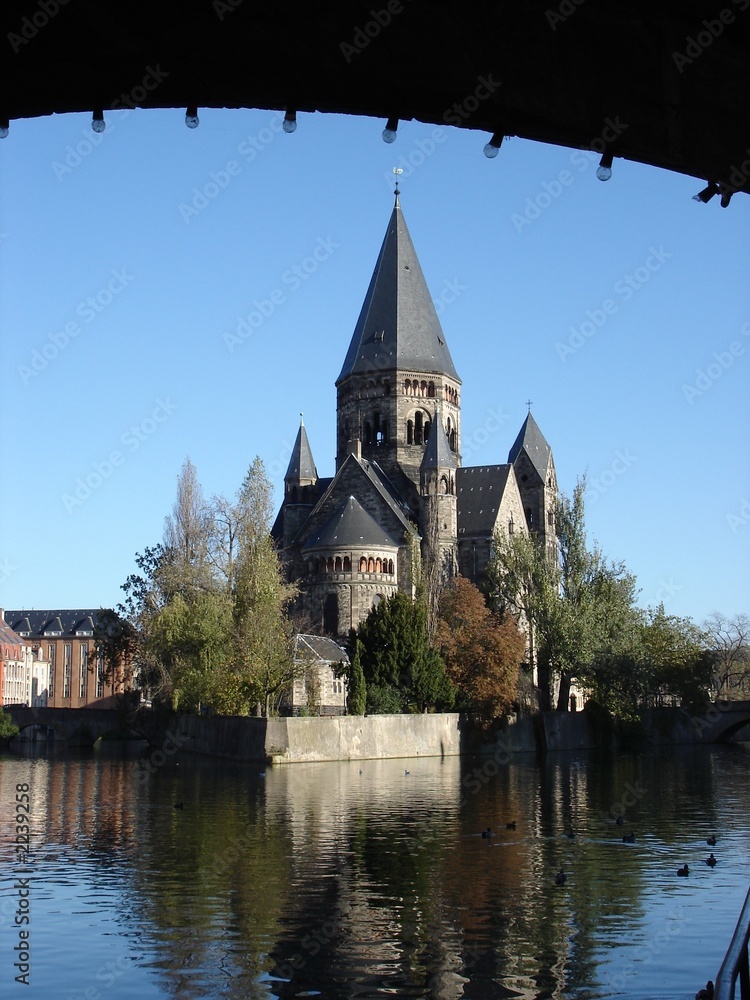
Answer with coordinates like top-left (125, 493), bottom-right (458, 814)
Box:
top-left (272, 193), bottom-right (558, 642)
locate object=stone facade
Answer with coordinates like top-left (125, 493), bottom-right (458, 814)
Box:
top-left (273, 196), bottom-right (557, 642)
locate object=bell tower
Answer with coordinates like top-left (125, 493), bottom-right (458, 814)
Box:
top-left (335, 192), bottom-right (462, 507)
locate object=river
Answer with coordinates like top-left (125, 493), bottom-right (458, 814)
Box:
top-left (1, 739), bottom-right (749, 1000)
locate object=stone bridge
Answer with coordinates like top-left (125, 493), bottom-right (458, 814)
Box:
top-left (686, 700), bottom-right (750, 743)
top-left (3, 704), bottom-right (170, 747)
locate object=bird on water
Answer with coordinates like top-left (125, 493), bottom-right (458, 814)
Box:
top-left (677, 864), bottom-right (689, 876)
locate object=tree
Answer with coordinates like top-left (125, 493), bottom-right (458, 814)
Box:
top-left (703, 612), bottom-right (750, 698)
top-left (488, 476), bottom-right (641, 712)
top-left (436, 576), bottom-right (525, 721)
top-left (230, 457), bottom-right (299, 716)
top-left (345, 637), bottom-right (367, 715)
top-left (640, 605), bottom-right (713, 709)
top-left (356, 592), bottom-right (454, 713)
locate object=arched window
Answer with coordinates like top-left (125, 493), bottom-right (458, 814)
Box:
top-left (335, 556), bottom-right (342, 572)
top-left (424, 419), bottom-right (431, 443)
top-left (327, 557), bottom-right (334, 573)
top-left (323, 594), bottom-right (339, 635)
top-left (359, 557), bottom-right (367, 573)
top-left (407, 419), bottom-right (414, 445)
top-left (415, 412), bottom-right (423, 445)
top-left (375, 558), bottom-right (382, 573)
top-left (343, 556), bottom-right (351, 572)
top-left (363, 420), bottom-right (373, 445)
top-left (368, 557), bottom-right (375, 573)
top-left (428, 381), bottom-right (435, 398)
top-left (440, 475), bottom-right (449, 494)
top-left (388, 559), bottom-right (394, 574)
top-left (420, 380), bottom-right (427, 396)
top-left (373, 594), bottom-right (384, 609)
top-left (449, 429), bottom-right (456, 451)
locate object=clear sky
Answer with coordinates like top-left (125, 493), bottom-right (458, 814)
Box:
top-left (1, 106), bottom-right (748, 625)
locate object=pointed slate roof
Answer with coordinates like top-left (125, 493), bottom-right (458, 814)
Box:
top-left (421, 410), bottom-right (456, 473)
top-left (337, 196), bottom-right (459, 383)
top-left (508, 411), bottom-right (552, 480)
top-left (456, 465), bottom-right (515, 536)
top-left (284, 416), bottom-right (317, 482)
top-left (303, 495), bottom-right (398, 550)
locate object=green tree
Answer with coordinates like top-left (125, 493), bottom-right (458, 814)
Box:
top-left (489, 476), bottom-right (641, 712)
top-left (437, 576), bottom-right (525, 721)
top-left (640, 604), bottom-right (714, 709)
top-left (356, 592), bottom-right (454, 713)
top-left (345, 637), bottom-right (367, 715)
top-left (230, 457), bottom-right (299, 716)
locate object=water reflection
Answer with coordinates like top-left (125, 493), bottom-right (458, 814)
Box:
top-left (1, 742), bottom-right (749, 1000)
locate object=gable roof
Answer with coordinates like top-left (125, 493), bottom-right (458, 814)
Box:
top-left (507, 411), bottom-right (553, 481)
top-left (456, 465), bottom-right (517, 536)
top-left (293, 634), bottom-right (350, 666)
top-left (304, 496), bottom-right (399, 550)
top-left (337, 196), bottom-right (459, 383)
top-left (292, 453), bottom-right (415, 552)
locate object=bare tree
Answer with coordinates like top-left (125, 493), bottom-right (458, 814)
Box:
top-left (704, 612), bottom-right (750, 698)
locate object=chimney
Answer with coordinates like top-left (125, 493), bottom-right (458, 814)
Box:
top-left (346, 439), bottom-right (362, 460)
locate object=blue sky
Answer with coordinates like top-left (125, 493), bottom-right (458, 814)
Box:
top-left (1, 106), bottom-right (748, 625)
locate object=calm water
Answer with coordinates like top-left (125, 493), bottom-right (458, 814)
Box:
top-left (1, 739), bottom-right (749, 1000)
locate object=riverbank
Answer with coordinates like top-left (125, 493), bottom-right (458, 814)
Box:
top-left (163, 703), bottom-right (749, 764)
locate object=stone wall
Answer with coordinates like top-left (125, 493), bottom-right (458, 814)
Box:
top-left (266, 712), bottom-right (462, 763)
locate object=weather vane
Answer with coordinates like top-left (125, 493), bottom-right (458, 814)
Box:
top-left (393, 166), bottom-right (403, 196)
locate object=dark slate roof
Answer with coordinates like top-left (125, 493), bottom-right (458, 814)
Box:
top-left (4, 609), bottom-right (108, 637)
top-left (293, 634), bottom-right (350, 666)
top-left (284, 417), bottom-right (317, 482)
top-left (507, 412), bottom-right (552, 480)
top-left (337, 196), bottom-right (460, 383)
top-left (303, 496), bottom-right (399, 550)
top-left (456, 465), bottom-right (514, 536)
top-left (421, 411), bottom-right (457, 472)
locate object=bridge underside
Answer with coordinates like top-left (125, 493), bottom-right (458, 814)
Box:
top-left (2, 1), bottom-right (749, 197)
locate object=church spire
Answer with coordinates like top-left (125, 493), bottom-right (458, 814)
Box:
top-left (284, 414), bottom-right (318, 488)
top-left (336, 196), bottom-right (459, 384)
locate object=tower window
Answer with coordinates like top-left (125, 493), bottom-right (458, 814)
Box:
top-left (407, 419), bottom-right (414, 445)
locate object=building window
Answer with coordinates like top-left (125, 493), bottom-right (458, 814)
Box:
top-left (48, 645), bottom-right (56, 697)
top-left (96, 652), bottom-right (104, 698)
top-left (343, 556), bottom-right (351, 572)
top-left (323, 594), bottom-right (339, 636)
top-left (359, 557), bottom-right (367, 573)
top-left (63, 643), bottom-right (72, 698)
top-left (548, 511), bottom-right (554, 526)
top-left (80, 645), bottom-right (88, 699)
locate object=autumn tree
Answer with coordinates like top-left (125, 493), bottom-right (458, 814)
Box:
top-left (436, 576), bottom-right (525, 721)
